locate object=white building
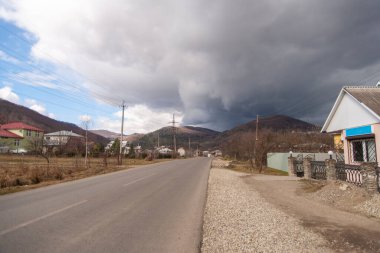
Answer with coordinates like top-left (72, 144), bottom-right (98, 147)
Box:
top-left (322, 86), bottom-right (380, 165)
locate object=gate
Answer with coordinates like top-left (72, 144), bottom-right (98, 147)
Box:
top-left (310, 161), bottom-right (326, 180)
top-left (335, 162), bottom-right (347, 181)
top-left (293, 154), bottom-right (304, 177)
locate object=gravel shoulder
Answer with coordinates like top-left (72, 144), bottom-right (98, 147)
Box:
top-left (201, 163), bottom-right (380, 252)
top-left (246, 175), bottom-right (380, 252)
top-left (201, 168), bottom-right (332, 253)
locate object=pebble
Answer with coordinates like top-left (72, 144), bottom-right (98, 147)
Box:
top-left (201, 168), bottom-right (332, 253)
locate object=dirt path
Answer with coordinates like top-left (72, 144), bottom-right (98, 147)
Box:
top-left (245, 175), bottom-right (380, 252)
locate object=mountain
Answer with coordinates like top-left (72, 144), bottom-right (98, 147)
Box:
top-left (90, 130), bottom-right (145, 142)
top-left (214, 115), bottom-right (319, 148)
top-left (223, 115), bottom-right (318, 135)
top-left (135, 126), bottom-right (220, 149)
top-left (90, 129), bottom-right (120, 140)
top-left (126, 115), bottom-right (317, 150)
top-left (0, 99), bottom-right (108, 144)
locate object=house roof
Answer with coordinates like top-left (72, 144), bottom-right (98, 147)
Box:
top-left (44, 130), bottom-right (83, 138)
top-left (344, 86), bottom-right (380, 117)
top-left (0, 129), bottom-right (23, 139)
top-left (1, 122), bottom-right (44, 132)
top-left (321, 86), bottom-right (380, 132)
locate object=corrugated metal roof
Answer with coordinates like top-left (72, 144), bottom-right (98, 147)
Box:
top-left (344, 87), bottom-right (380, 117)
top-left (44, 130), bottom-right (83, 138)
top-left (1, 122), bottom-right (44, 132)
top-left (0, 129), bottom-right (23, 138)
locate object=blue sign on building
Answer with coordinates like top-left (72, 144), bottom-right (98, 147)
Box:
top-left (346, 125), bottom-right (372, 137)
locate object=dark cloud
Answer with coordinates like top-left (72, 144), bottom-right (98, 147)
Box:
top-left (2, 0), bottom-right (380, 130)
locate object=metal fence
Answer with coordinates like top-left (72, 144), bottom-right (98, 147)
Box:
top-left (293, 160), bottom-right (304, 177)
top-left (336, 163), bottom-right (362, 186)
top-left (310, 161), bottom-right (326, 180)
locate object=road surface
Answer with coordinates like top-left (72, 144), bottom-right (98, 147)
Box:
top-left (0, 158), bottom-right (211, 253)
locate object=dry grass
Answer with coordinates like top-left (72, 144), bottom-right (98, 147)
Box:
top-left (299, 179), bottom-right (326, 193)
top-left (227, 160), bottom-right (288, 176)
top-left (0, 154), bottom-right (169, 195)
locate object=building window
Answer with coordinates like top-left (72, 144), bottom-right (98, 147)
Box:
top-left (26, 130), bottom-right (32, 137)
top-left (35, 132), bottom-right (40, 137)
top-left (350, 138), bottom-right (376, 163)
top-left (14, 139), bottom-right (20, 147)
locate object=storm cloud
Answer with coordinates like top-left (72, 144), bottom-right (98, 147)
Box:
top-left (1, 0), bottom-right (380, 130)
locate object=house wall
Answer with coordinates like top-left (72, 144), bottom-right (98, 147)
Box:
top-left (342, 130), bottom-right (350, 164)
top-left (342, 123), bottom-right (380, 166)
top-left (267, 152), bottom-right (336, 171)
top-left (0, 137), bottom-right (16, 149)
top-left (373, 123), bottom-right (380, 166)
top-left (44, 136), bottom-right (70, 143)
top-left (8, 129), bottom-right (23, 137)
top-left (326, 93), bottom-right (379, 132)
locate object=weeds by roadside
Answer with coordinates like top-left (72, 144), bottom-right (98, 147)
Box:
top-left (217, 159), bottom-right (288, 176)
top-left (0, 155), bottom-right (169, 195)
top-left (299, 179), bottom-right (326, 193)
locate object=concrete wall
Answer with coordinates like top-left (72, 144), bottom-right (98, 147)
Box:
top-left (267, 152), bottom-right (336, 172)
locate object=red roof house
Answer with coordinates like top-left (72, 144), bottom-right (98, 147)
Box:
top-left (1, 122), bottom-right (44, 132)
top-left (0, 129), bottom-right (23, 139)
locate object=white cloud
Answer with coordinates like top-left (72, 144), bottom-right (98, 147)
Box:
top-left (24, 98), bottom-right (55, 118)
top-left (0, 86), bottom-right (19, 103)
top-left (2, 0), bottom-right (380, 129)
top-left (95, 104), bottom-right (183, 134)
top-left (10, 71), bottom-right (59, 89)
top-left (24, 98), bottom-right (46, 114)
top-left (0, 50), bottom-right (20, 64)
top-left (79, 114), bottom-right (91, 122)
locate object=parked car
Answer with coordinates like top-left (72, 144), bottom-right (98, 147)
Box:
top-left (9, 148), bottom-right (28, 154)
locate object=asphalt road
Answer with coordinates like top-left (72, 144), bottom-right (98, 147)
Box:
top-left (0, 157), bottom-right (211, 253)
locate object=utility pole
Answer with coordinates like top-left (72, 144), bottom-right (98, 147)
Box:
top-left (157, 132), bottom-right (160, 148)
top-left (85, 123), bottom-right (88, 166)
top-left (254, 114), bottom-right (259, 167)
top-left (255, 114), bottom-right (259, 141)
top-left (80, 115), bottom-right (91, 167)
top-left (119, 101), bottom-right (126, 165)
top-left (188, 137), bottom-right (191, 157)
top-left (169, 114), bottom-right (178, 158)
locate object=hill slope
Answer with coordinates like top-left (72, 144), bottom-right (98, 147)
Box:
top-left (0, 99), bottom-right (108, 144)
top-left (136, 126), bottom-right (220, 149)
top-left (223, 115), bottom-right (317, 136)
top-left (213, 115), bottom-right (319, 148)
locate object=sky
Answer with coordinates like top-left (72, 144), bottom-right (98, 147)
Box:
top-left (0, 0), bottom-right (380, 134)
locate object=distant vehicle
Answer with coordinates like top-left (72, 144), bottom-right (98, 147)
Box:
top-left (10, 148), bottom-right (28, 154)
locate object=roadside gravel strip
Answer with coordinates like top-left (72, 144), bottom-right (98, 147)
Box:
top-left (201, 168), bottom-right (332, 253)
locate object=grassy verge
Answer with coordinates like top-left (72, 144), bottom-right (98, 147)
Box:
top-left (224, 160), bottom-right (288, 176)
top-left (0, 155), bottom-right (170, 195)
top-left (299, 179), bottom-right (326, 193)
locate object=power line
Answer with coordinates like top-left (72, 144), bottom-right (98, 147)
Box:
top-left (0, 42), bottom-right (120, 107)
top-left (0, 24), bottom-right (125, 102)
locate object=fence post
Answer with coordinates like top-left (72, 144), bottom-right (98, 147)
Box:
top-left (303, 158), bottom-right (312, 179)
top-left (361, 163), bottom-right (377, 194)
top-left (288, 156), bottom-right (296, 177)
top-left (326, 159), bottom-right (337, 181)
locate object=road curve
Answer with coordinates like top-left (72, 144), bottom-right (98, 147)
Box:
top-left (0, 157), bottom-right (211, 253)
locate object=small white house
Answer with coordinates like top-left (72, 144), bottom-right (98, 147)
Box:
top-left (178, 147), bottom-right (186, 157)
top-left (322, 86), bottom-right (380, 166)
top-left (44, 130), bottom-right (84, 146)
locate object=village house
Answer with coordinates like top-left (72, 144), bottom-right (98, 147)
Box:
top-left (44, 130), bottom-right (84, 154)
top-left (177, 147), bottom-right (186, 157)
top-left (321, 86), bottom-right (380, 166)
top-left (0, 122), bottom-right (44, 153)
